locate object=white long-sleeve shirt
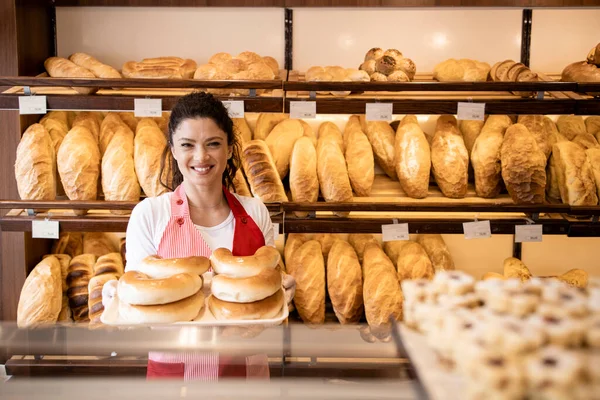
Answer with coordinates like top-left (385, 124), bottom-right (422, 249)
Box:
top-left (125, 192), bottom-right (274, 271)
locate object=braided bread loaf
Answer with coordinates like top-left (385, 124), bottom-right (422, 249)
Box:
top-left (67, 254), bottom-right (95, 322)
top-left (88, 253), bottom-right (124, 324)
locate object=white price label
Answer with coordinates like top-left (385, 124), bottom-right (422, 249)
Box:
top-left (457, 102), bottom-right (485, 121)
top-left (222, 100), bottom-right (245, 118)
top-left (382, 223), bottom-right (409, 242)
top-left (463, 220), bottom-right (491, 240)
top-left (365, 103), bottom-right (393, 121)
top-left (273, 223), bottom-right (280, 241)
top-left (134, 98), bottom-right (162, 117)
top-left (515, 224), bottom-right (543, 242)
top-left (32, 220), bottom-right (59, 239)
top-left (18, 96), bottom-right (47, 115)
top-left (290, 101), bottom-right (316, 119)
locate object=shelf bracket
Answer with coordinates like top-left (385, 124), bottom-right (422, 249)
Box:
top-left (23, 86), bottom-right (32, 96)
top-left (309, 91), bottom-right (316, 99)
top-left (26, 209), bottom-right (35, 216)
top-left (249, 89), bottom-right (257, 97)
top-left (536, 91), bottom-right (545, 100)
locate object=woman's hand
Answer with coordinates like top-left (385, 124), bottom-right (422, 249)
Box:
top-left (281, 272), bottom-right (296, 311)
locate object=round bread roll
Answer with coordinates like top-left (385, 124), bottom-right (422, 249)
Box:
top-left (376, 56), bottom-right (396, 75)
top-left (562, 61), bottom-right (600, 83)
top-left (360, 60), bottom-right (377, 75)
top-left (138, 255), bottom-right (211, 279)
top-left (365, 47), bottom-right (384, 62)
top-left (193, 64), bottom-right (217, 80)
top-left (307, 71), bottom-right (334, 94)
top-left (232, 70), bottom-right (254, 96)
top-left (306, 66), bottom-right (325, 80)
top-left (208, 289), bottom-right (284, 320)
top-left (331, 77), bottom-right (352, 96)
top-left (396, 58), bottom-right (416, 80)
top-left (210, 246), bottom-right (280, 278)
top-left (221, 58), bottom-right (248, 75)
top-left (262, 56), bottom-right (279, 76)
top-left (383, 49), bottom-right (403, 64)
top-left (209, 52), bottom-right (232, 65)
top-left (346, 69), bottom-right (370, 82)
top-left (587, 43), bottom-right (600, 66)
top-left (118, 271), bottom-right (203, 305)
top-left (207, 70), bottom-right (232, 96)
top-left (387, 70), bottom-right (410, 82)
top-left (212, 267), bottom-right (282, 303)
top-left (119, 289), bottom-right (205, 324)
top-left (371, 72), bottom-right (388, 82)
top-left (325, 66), bottom-right (346, 80)
top-left (248, 62), bottom-right (275, 80)
top-left (237, 51), bottom-right (263, 65)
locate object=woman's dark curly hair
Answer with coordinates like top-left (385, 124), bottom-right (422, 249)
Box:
top-left (160, 92), bottom-right (240, 191)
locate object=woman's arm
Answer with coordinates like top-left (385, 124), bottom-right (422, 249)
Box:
top-left (125, 199), bottom-right (158, 271)
top-left (256, 201), bottom-right (275, 247)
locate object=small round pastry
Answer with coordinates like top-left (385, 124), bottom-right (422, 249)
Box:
top-left (236, 51), bottom-right (263, 65)
top-left (525, 346), bottom-right (585, 393)
top-left (431, 271), bottom-right (476, 296)
top-left (370, 72), bottom-right (388, 82)
top-left (210, 246), bottom-right (280, 278)
top-left (208, 52), bottom-right (232, 65)
top-left (364, 47), bottom-right (384, 62)
top-left (375, 55), bottom-right (397, 75)
top-left (208, 289), bottom-right (284, 320)
top-left (529, 311), bottom-right (585, 347)
top-left (383, 48), bottom-right (403, 64)
top-left (586, 315), bottom-right (600, 348)
top-left (541, 286), bottom-right (588, 318)
top-left (262, 56), bottom-right (279, 76)
top-left (345, 68), bottom-right (370, 82)
top-left (401, 279), bottom-right (432, 303)
top-left (395, 58), bottom-right (416, 80)
top-left (464, 353), bottom-right (526, 400)
top-left (248, 62), bottom-right (275, 80)
top-left (193, 64), bottom-right (218, 80)
top-left (589, 288), bottom-right (600, 313)
top-left (221, 58), bottom-right (248, 75)
top-left (138, 255), bottom-right (211, 279)
top-left (118, 271), bottom-right (203, 306)
top-left (360, 60), bottom-right (377, 75)
top-left (119, 290), bottom-right (205, 324)
top-left (480, 316), bottom-right (544, 355)
top-left (482, 272), bottom-right (506, 281)
top-left (387, 70), bottom-right (410, 82)
top-left (508, 290), bottom-right (539, 317)
top-left (437, 293), bottom-right (482, 309)
top-left (211, 267), bottom-right (282, 303)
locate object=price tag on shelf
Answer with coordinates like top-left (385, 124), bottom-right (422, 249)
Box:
top-left (290, 101), bottom-right (316, 119)
top-left (134, 98), bottom-right (162, 117)
top-left (32, 220), bottom-right (59, 239)
top-left (382, 222), bottom-right (409, 242)
top-left (365, 103), bottom-right (393, 121)
top-left (18, 96), bottom-right (47, 115)
top-left (515, 224), bottom-right (543, 242)
top-left (273, 223), bottom-right (280, 241)
top-left (457, 102), bottom-right (485, 121)
top-left (222, 100), bottom-right (245, 118)
top-left (463, 220), bottom-right (491, 240)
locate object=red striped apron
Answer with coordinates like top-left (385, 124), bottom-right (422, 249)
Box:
top-left (147, 184), bottom-right (267, 381)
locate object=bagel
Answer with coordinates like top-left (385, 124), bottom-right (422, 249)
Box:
top-left (137, 255), bottom-right (210, 279)
top-left (118, 271), bottom-right (203, 305)
top-left (119, 290), bottom-right (205, 324)
top-left (211, 267), bottom-right (281, 303)
top-left (208, 289), bottom-right (284, 320)
top-left (210, 246), bottom-right (280, 278)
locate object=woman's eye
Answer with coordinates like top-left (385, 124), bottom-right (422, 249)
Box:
top-left (207, 142), bottom-right (221, 148)
top-left (181, 143), bottom-right (193, 148)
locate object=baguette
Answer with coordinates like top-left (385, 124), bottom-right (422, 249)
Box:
top-left (254, 113), bottom-right (288, 141)
top-left (395, 121), bottom-right (430, 198)
top-left (69, 52), bottom-right (121, 79)
top-left (289, 240), bottom-right (325, 324)
top-left (232, 169), bottom-right (252, 197)
top-left (241, 140), bottom-right (288, 202)
top-left (348, 234), bottom-right (379, 263)
top-left (265, 119), bottom-right (304, 178)
top-left (552, 141), bottom-right (598, 205)
top-left (134, 118), bottom-right (169, 198)
top-left (83, 233), bottom-right (119, 259)
top-left (67, 254), bottom-right (96, 322)
top-left (359, 117), bottom-right (397, 180)
top-left (458, 119), bottom-right (485, 156)
top-left (43, 253), bottom-right (72, 293)
top-left (318, 122), bottom-right (345, 153)
top-left (284, 233), bottom-right (313, 271)
top-left (88, 272), bottom-right (119, 324)
top-left (345, 127), bottom-right (374, 196)
top-left (289, 137), bottom-right (319, 214)
top-left (93, 252), bottom-right (124, 276)
top-left (233, 118), bottom-right (252, 144)
top-left (72, 112), bottom-right (102, 143)
top-left (396, 242), bottom-right (434, 281)
top-left (586, 147), bottom-right (600, 200)
top-left (383, 240), bottom-right (411, 269)
top-left (327, 240), bottom-right (364, 324)
top-left (517, 115), bottom-right (552, 159)
top-left (317, 124), bottom-right (353, 213)
top-left (416, 234), bottom-right (454, 271)
top-left (100, 113), bottom-right (125, 156)
top-left (15, 124), bottom-right (56, 202)
top-left (431, 115), bottom-right (469, 198)
top-left (44, 57), bottom-right (97, 95)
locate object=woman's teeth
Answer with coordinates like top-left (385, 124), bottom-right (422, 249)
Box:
top-left (192, 166), bottom-right (211, 173)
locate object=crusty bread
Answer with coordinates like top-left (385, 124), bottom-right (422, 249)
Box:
top-left (318, 121), bottom-right (345, 153)
top-left (241, 140), bottom-right (288, 202)
top-left (348, 234), bottom-right (380, 263)
top-left (561, 61), bottom-right (600, 84)
top-left (52, 232), bottom-right (83, 258)
top-left (119, 112), bottom-right (139, 133)
top-left (359, 117), bottom-right (397, 180)
top-left (433, 58), bottom-right (490, 82)
top-left (317, 124), bottom-right (353, 213)
top-left (572, 133), bottom-right (599, 150)
top-left (517, 115), bottom-right (552, 159)
top-left (471, 115), bottom-right (513, 198)
top-left (459, 119), bottom-right (485, 156)
top-left (383, 240), bottom-right (411, 269)
top-left (396, 242), bottom-right (434, 281)
top-left (232, 169), bottom-right (252, 197)
top-left (57, 126), bottom-right (101, 215)
top-left (343, 115), bottom-right (363, 149)
top-left (254, 113), bottom-right (288, 141)
top-left (69, 53), bottom-right (121, 79)
top-left (39, 116), bottom-right (68, 195)
top-left (134, 118), bottom-right (169, 198)
top-left (585, 147), bottom-right (600, 200)
top-left (557, 115), bottom-right (587, 140)
top-left (284, 233), bottom-right (313, 270)
top-left (44, 57), bottom-right (97, 95)
top-left (15, 124), bottom-right (56, 202)
top-left (67, 254), bottom-right (96, 322)
top-left (586, 116), bottom-right (600, 141)
top-left (431, 115), bottom-right (469, 198)
top-left (100, 113), bottom-right (124, 156)
top-left (88, 272), bottom-right (119, 324)
top-left (43, 253), bottom-right (72, 293)
top-left (289, 240), bottom-right (325, 324)
top-left (233, 118), bottom-right (252, 143)
top-left (289, 137), bottom-right (319, 212)
top-left (345, 127), bottom-right (374, 196)
top-left (93, 252), bottom-right (124, 276)
top-left (327, 240), bottom-right (363, 324)
top-left (17, 256), bottom-right (62, 327)
top-left (72, 112), bottom-right (102, 143)
top-left (83, 232), bottom-right (118, 259)
top-left (299, 120), bottom-right (317, 147)
top-left (265, 119), bottom-right (304, 178)
top-left (552, 141), bottom-right (598, 205)
top-left (395, 121), bottom-right (430, 199)
top-left (416, 234), bottom-right (454, 272)
top-left (501, 124), bottom-right (547, 204)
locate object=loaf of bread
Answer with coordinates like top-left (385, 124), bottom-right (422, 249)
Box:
top-left (395, 120), bottom-right (431, 199)
top-left (318, 122), bottom-right (345, 153)
top-left (431, 115), bottom-right (469, 198)
top-left (345, 127), bottom-right (374, 197)
top-left (254, 113), bottom-right (288, 141)
top-left (359, 117), bottom-right (397, 180)
top-left (265, 119), bottom-right (304, 179)
top-left (289, 240), bottom-right (325, 324)
top-left (52, 232), bottom-right (83, 258)
top-left (396, 242), bottom-right (434, 281)
top-left (57, 126), bottom-right (101, 215)
top-left (561, 61), bottom-right (600, 84)
top-left (327, 240), bottom-right (363, 324)
top-left (501, 124), bottom-right (547, 204)
top-left (88, 272), bottom-right (118, 324)
top-left (15, 124), bottom-right (56, 201)
top-left (83, 232), bottom-right (118, 258)
top-left (67, 254), bottom-right (95, 322)
top-left (233, 118), bottom-right (252, 143)
top-left (471, 115), bottom-right (513, 198)
top-left (289, 137), bottom-right (319, 211)
top-left (40, 116), bottom-right (69, 189)
top-left (573, 133), bottom-right (600, 150)
top-left (69, 53), bottom-right (121, 79)
top-left (317, 124), bottom-right (353, 210)
top-left (459, 119), bottom-right (485, 156)
top-left (44, 57), bottom-right (97, 95)
top-left (17, 256), bottom-right (62, 327)
top-left (299, 120), bottom-right (317, 147)
top-left (343, 115), bottom-right (363, 149)
top-left (40, 111), bottom-right (69, 130)
top-left (362, 243), bottom-right (403, 338)
top-left (123, 57), bottom-right (196, 79)
top-left (99, 113), bottom-right (124, 155)
top-left (284, 233), bottom-right (313, 269)
top-left (242, 140), bottom-right (288, 202)
top-left (552, 141), bottom-right (598, 205)
top-left (433, 59), bottom-right (490, 82)
top-left (313, 234), bottom-right (341, 260)
top-left (383, 240), bottom-right (410, 269)
top-left (517, 115), bottom-right (552, 159)
top-left (586, 116), bottom-right (600, 140)
top-left (586, 148), bottom-right (600, 199)
top-left (102, 124), bottom-right (140, 213)
top-left (557, 116), bottom-right (586, 140)
top-left (72, 112), bottom-right (102, 143)
top-left (416, 234), bottom-right (454, 272)
top-left (93, 252), bottom-right (124, 276)
top-left (43, 253), bottom-right (72, 293)
top-left (232, 169), bottom-right (252, 197)
top-left (57, 295), bottom-right (72, 322)
top-left (119, 112), bottom-right (139, 132)
top-left (348, 234), bottom-right (379, 263)
top-left (134, 118), bottom-right (169, 198)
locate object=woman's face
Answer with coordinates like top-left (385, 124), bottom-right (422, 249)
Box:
top-left (171, 117), bottom-right (232, 188)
